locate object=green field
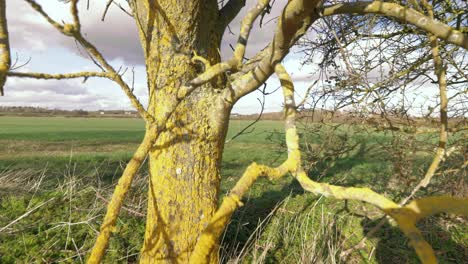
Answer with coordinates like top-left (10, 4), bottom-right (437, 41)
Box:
top-left (0, 116), bottom-right (466, 263)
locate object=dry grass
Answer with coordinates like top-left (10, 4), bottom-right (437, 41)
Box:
top-left (221, 196), bottom-right (349, 264)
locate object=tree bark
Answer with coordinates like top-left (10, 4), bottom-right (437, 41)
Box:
top-left (141, 96), bottom-right (230, 262)
top-left (0, 0), bottom-right (10, 96)
top-left (132, 1), bottom-right (230, 262)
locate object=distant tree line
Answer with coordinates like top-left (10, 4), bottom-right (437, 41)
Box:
top-left (0, 106), bottom-right (138, 117)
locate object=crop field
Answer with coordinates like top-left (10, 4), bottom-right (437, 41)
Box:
top-left (0, 116), bottom-right (466, 263)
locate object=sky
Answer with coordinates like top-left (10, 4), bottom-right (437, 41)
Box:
top-left (1, 0), bottom-right (317, 114)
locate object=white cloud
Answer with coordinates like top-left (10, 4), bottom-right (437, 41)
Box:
top-left (1, 76), bottom-right (136, 110)
top-left (6, 78), bottom-right (88, 95)
top-left (220, 0), bottom-right (288, 59)
top-left (4, 0), bottom-right (305, 113)
top-left (8, 0), bottom-right (143, 65)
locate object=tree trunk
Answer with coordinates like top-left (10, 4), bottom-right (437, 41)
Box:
top-left (140, 96), bottom-right (230, 262)
top-left (132, 1), bottom-right (229, 262)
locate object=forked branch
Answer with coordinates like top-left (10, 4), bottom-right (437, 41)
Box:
top-left (402, 0), bottom-right (450, 203)
top-left (190, 0), bottom-right (271, 86)
top-left (321, 1), bottom-right (468, 49)
top-left (191, 64), bottom-right (468, 264)
top-left (228, 0), bottom-right (467, 104)
top-left (19, 0), bottom-right (154, 122)
top-left (229, 0), bottom-right (323, 101)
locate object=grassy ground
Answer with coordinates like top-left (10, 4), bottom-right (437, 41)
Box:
top-left (0, 116), bottom-right (466, 263)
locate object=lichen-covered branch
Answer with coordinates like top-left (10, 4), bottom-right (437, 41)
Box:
top-left (0, 0), bottom-right (10, 96)
top-left (101, 0), bottom-right (114, 21)
top-left (229, 0), bottom-right (467, 104)
top-left (190, 0), bottom-right (271, 87)
top-left (87, 125), bottom-right (157, 264)
top-left (70, 0), bottom-right (80, 31)
top-left (24, 0), bottom-right (65, 33)
top-left (366, 55), bottom-right (431, 95)
top-left (297, 169), bottom-right (467, 263)
top-left (275, 64), bottom-right (467, 264)
top-left (402, 1), bottom-right (450, 204)
top-left (188, 64), bottom-right (298, 264)
top-left (22, 0), bottom-right (153, 123)
top-left (321, 1), bottom-right (468, 49)
top-left (8, 71), bottom-right (109, 80)
top-left (230, 0), bottom-right (322, 101)
top-left (75, 34), bottom-right (154, 122)
top-left (194, 63), bottom-right (468, 264)
top-left (188, 161), bottom-right (290, 264)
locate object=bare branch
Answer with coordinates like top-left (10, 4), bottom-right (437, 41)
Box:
top-left (403, 6), bottom-right (450, 202)
top-left (322, 1), bottom-right (468, 49)
top-left (112, 1), bottom-right (133, 18)
top-left (101, 0), bottom-right (114, 21)
top-left (95, 191), bottom-right (145, 218)
top-left (226, 87), bottom-right (266, 143)
top-left (10, 54), bottom-right (32, 71)
top-left (23, 0), bottom-right (154, 123)
top-left (218, 0), bottom-right (246, 30)
top-left (72, 29), bottom-right (153, 123)
top-left (24, 0), bottom-right (66, 33)
top-left (70, 0), bottom-right (81, 31)
top-left (230, 0), bottom-right (322, 101)
top-left (296, 80), bottom-right (317, 109)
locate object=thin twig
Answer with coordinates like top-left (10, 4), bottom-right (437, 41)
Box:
top-left (101, 0), bottom-right (114, 21)
top-left (95, 191), bottom-right (145, 218)
top-left (0, 197), bottom-right (55, 232)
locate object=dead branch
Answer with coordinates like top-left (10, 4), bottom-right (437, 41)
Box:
top-left (321, 1), bottom-right (468, 49)
top-left (0, 197), bottom-right (55, 233)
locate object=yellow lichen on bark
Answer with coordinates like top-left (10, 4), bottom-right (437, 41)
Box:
top-left (275, 64), bottom-right (468, 264)
top-left (0, 0), bottom-right (10, 96)
top-left (190, 0), bottom-right (272, 86)
top-left (296, 169), bottom-right (468, 263)
top-left (132, 1), bottom-right (229, 262)
top-left (189, 64), bottom-right (297, 263)
top-left (8, 1), bottom-right (467, 263)
top-left (191, 63), bottom-right (468, 264)
top-left (189, 161), bottom-right (291, 264)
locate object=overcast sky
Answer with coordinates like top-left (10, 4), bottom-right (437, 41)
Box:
top-left (1, 0), bottom-right (319, 114)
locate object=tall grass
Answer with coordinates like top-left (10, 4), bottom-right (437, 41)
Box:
top-left (221, 195), bottom-right (348, 264)
top-left (1, 118), bottom-right (466, 263)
